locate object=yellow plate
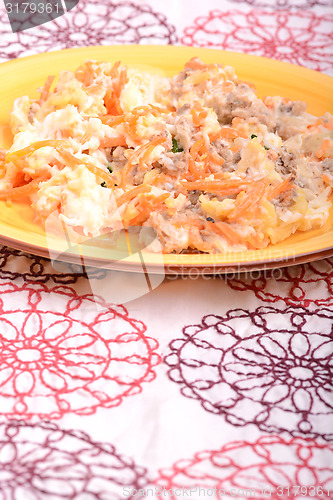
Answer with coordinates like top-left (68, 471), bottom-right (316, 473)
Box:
top-left (0, 45), bottom-right (332, 274)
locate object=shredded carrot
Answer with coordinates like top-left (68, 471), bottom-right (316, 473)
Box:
top-left (38, 75), bottom-right (55, 105)
top-left (209, 127), bottom-right (247, 141)
top-left (75, 61), bottom-right (97, 86)
top-left (104, 62), bottom-right (128, 116)
top-left (268, 149), bottom-right (279, 161)
top-left (308, 117), bottom-right (333, 132)
top-left (85, 163), bottom-right (114, 186)
top-left (120, 136), bottom-right (166, 187)
top-left (316, 138), bottom-right (331, 159)
top-left (127, 191), bottom-right (169, 226)
top-left (0, 180), bottom-right (40, 201)
top-left (231, 117), bottom-right (247, 137)
top-left (139, 137), bottom-right (166, 166)
top-left (100, 136), bottom-right (127, 148)
top-left (206, 220), bottom-right (264, 249)
top-left (268, 176), bottom-right (294, 200)
top-left (57, 149), bottom-right (113, 186)
top-left (131, 105), bottom-right (153, 116)
top-left (104, 90), bottom-right (118, 116)
top-left (191, 101), bottom-right (208, 127)
top-left (186, 137), bottom-right (217, 179)
top-left (125, 105), bottom-right (170, 141)
top-left (146, 192), bottom-right (169, 204)
top-left (181, 178), bottom-right (251, 196)
top-left (230, 143), bottom-right (242, 153)
top-left (207, 150), bottom-right (225, 168)
top-left (227, 182), bottom-right (267, 222)
top-left (125, 211), bottom-right (146, 227)
top-left (119, 161), bottom-right (134, 189)
top-left (188, 234), bottom-right (212, 253)
top-left (186, 217), bottom-right (205, 230)
top-left (6, 140), bottom-right (70, 162)
top-left (80, 129), bottom-right (93, 143)
top-left (322, 173), bottom-right (331, 184)
top-left (125, 114), bottom-right (141, 140)
top-left (190, 137), bottom-right (207, 157)
top-left (206, 220), bottom-right (243, 246)
top-left (99, 115), bottom-right (126, 127)
top-left (187, 155), bottom-right (204, 179)
top-left (116, 185), bottom-right (151, 206)
top-left (132, 104), bottom-right (170, 117)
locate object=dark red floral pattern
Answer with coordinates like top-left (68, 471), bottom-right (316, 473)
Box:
top-left (165, 306), bottom-right (333, 440)
top-left (229, 0), bottom-right (333, 7)
top-left (0, 282), bottom-right (160, 419)
top-left (0, 420), bottom-right (149, 498)
top-left (0, 245), bottom-right (107, 283)
top-left (0, 1), bottom-right (177, 62)
top-left (154, 436), bottom-right (333, 499)
top-left (226, 258), bottom-right (333, 307)
top-left (182, 10), bottom-right (333, 74)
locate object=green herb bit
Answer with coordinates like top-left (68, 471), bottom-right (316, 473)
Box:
top-left (206, 217), bottom-right (215, 223)
top-left (264, 145), bottom-right (270, 150)
top-left (250, 134), bottom-right (258, 139)
top-left (101, 181), bottom-right (107, 188)
top-left (172, 138), bottom-right (183, 153)
top-left (107, 164), bottom-right (113, 173)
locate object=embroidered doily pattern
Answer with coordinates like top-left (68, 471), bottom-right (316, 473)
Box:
top-left (226, 258), bottom-right (333, 306)
top-left (0, 0), bottom-right (177, 62)
top-left (0, 282), bottom-right (160, 419)
top-left (181, 10), bottom-right (333, 74)
top-left (229, 0), bottom-right (333, 7)
top-left (0, 420), bottom-right (149, 498)
top-left (165, 306), bottom-right (333, 440)
top-left (0, 246), bottom-right (107, 284)
top-left (154, 436), bottom-right (333, 499)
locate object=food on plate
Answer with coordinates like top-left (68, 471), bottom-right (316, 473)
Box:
top-left (0, 57), bottom-right (332, 253)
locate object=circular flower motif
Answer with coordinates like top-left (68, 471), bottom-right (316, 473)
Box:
top-left (0, 420), bottom-right (149, 498)
top-left (229, 0), bottom-right (333, 7)
top-left (0, 1), bottom-right (177, 62)
top-left (154, 436), bottom-right (333, 500)
top-left (165, 306), bottom-right (333, 440)
top-left (226, 258), bottom-right (333, 307)
top-left (181, 9), bottom-right (333, 74)
top-left (0, 282), bottom-right (160, 419)
top-left (0, 245), bottom-right (107, 283)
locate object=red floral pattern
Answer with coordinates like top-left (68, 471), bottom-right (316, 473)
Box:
top-left (154, 436), bottom-right (333, 499)
top-left (165, 306), bottom-right (333, 440)
top-left (0, 245), bottom-right (107, 283)
top-left (226, 258), bottom-right (333, 306)
top-left (0, 282), bottom-right (160, 419)
top-left (0, 1), bottom-right (177, 62)
top-left (182, 9), bottom-right (333, 74)
top-left (0, 420), bottom-right (149, 498)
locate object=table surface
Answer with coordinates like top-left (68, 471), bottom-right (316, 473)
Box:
top-left (0, 0), bottom-right (332, 498)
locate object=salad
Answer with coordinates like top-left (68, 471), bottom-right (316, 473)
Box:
top-left (0, 57), bottom-right (332, 253)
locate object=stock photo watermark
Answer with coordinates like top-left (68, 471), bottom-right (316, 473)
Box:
top-left (4, 0), bottom-right (80, 32)
top-left (122, 485), bottom-right (332, 497)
